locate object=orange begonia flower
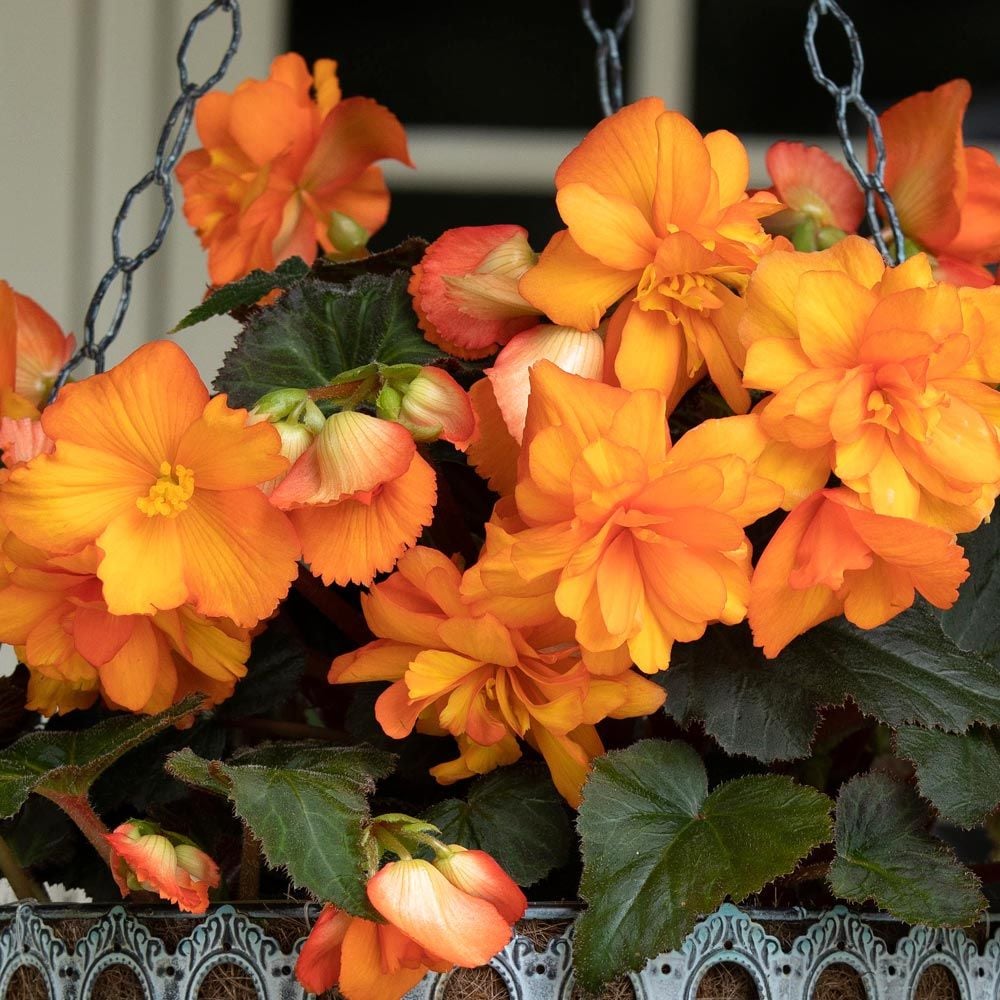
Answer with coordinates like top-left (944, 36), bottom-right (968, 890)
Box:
top-left (749, 488), bottom-right (969, 657)
top-left (740, 236), bottom-right (1000, 531)
top-left (177, 53), bottom-right (412, 285)
top-left (106, 821), bottom-right (220, 914)
top-left (878, 79), bottom-right (1000, 286)
top-left (765, 141), bottom-right (864, 235)
top-left (367, 856), bottom-right (522, 967)
top-left (485, 324), bottom-right (605, 443)
top-left (269, 410), bottom-right (437, 586)
top-left (329, 546), bottom-right (663, 805)
top-left (409, 225), bottom-right (541, 359)
top-left (0, 527), bottom-right (251, 713)
top-left (296, 904), bottom-right (450, 1000)
top-left (0, 340), bottom-right (300, 626)
top-left (474, 362), bottom-right (783, 674)
top-left (519, 98), bottom-right (782, 413)
top-left (0, 280), bottom-right (74, 417)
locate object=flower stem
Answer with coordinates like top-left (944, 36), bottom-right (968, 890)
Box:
top-left (41, 791), bottom-right (111, 867)
top-left (0, 836), bottom-right (48, 901)
top-left (238, 825), bottom-right (262, 901)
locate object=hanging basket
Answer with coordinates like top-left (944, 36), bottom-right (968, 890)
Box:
top-left (0, 902), bottom-right (998, 1000)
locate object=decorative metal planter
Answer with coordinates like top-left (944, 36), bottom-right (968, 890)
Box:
top-left (0, 902), bottom-right (998, 1000)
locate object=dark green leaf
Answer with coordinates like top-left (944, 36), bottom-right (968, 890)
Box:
top-left (167, 743), bottom-right (395, 917)
top-left (829, 772), bottom-right (985, 925)
top-left (214, 272), bottom-right (448, 409)
top-left (172, 257), bottom-right (312, 332)
top-left (0, 695), bottom-right (205, 819)
top-left (895, 726), bottom-right (1000, 828)
top-left (575, 740), bottom-right (832, 989)
top-left (942, 516), bottom-right (1000, 663)
top-left (218, 620), bottom-right (306, 718)
top-left (665, 608), bottom-right (1000, 763)
top-left (422, 766), bottom-right (572, 886)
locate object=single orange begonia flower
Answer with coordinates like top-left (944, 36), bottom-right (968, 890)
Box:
top-left (878, 79), bottom-right (1000, 286)
top-left (0, 280), bottom-right (74, 417)
top-left (409, 225), bottom-right (541, 359)
top-left (519, 98), bottom-right (782, 412)
top-left (269, 410), bottom-right (436, 586)
top-left (106, 821), bottom-right (220, 914)
top-left (177, 53), bottom-right (412, 285)
top-left (474, 362), bottom-right (783, 674)
top-left (367, 856), bottom-right (523, 967)
top-left (765, 141), bottom-right (863, 236)
top-left (740, 236), bottom-right (1000, 531)
top-left (0, 528), bottom-right (251, 713)
top-left (0, 340), bottom-right (300, 626)
top-left (296, 904), bottom-right (450, 1000)
top-left (329, 546), bottom-right (663, 805)
top-left (749, 487), bottom-right (969, 657)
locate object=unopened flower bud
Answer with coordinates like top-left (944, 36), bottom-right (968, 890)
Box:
top-left (327, 211), bottom-right (370, 257)
top-left (385, 366), bottom-right (475, 445)
top-left (249, 388), bottom-right (325, 431)
top-left (105, 820), bottom-right (220, 914)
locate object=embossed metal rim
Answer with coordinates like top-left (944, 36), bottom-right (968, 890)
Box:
top-left (0, 902), bottom-right (998, 998)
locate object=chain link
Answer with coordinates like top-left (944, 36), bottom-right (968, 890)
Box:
top-left (51, 0), bottom-right (242, 397)
top-left (580, 0), bottom-right (635, 118)
top-left (804, 0), bottom-right (905, 265)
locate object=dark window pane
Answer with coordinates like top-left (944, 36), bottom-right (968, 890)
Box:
top-left (288, 0), bottom-right (628, 129)
top-left (370, 190), bottom-right (562, 251)
top-left (694, 0), bottom-right (1000, 139)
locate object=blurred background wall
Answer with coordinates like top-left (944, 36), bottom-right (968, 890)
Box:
top-left (0, 0), bottom-right (996, 677)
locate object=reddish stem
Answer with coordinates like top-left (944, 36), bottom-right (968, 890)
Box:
top-left (42, 791), bottom-right (112, 867)
top-left (307, 380), bottom-right (365, 402)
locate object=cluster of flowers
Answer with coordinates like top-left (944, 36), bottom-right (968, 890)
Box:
top-left (4, 50), bottom-right (1000, 1000)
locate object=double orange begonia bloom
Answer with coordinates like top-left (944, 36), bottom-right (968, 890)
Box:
top-left (519, 97), bottom-right (782, 413)
top-left (474, 362), bottom-right (783, 675)
top-left (178, 53), bottom-right (412, 285)
top-left (329, 546), bottom-right (663, 805)
top-left (296, 846), bottom-right (526, 1000)
top-left (749, 487), bottom-right (969, 658)
top-left (0, 526), bottom-right (251, 715)
top-left (741, 236), bottom-right (1000, 531)
top-left (0, 340), bottom-right (300, 627)
top-left (0, 280), bottom-right (73, 418)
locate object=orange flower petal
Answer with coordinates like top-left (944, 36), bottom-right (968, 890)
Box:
top-left (879, 79), bottom-right (970, 251)
top-left (557, 183), bottom-right (658, 270)
top-left (338, 918), bottom-right (430, 1000)
top-left (98, 619), bottom-right (164, 711)
top-left (366, 859), bottom-right (513, 967)
top-left (434, 848), bottom-right (527, 924)
top-left (518, 230), bottom-right (641, 332)
top-left (651, 110), bottom-right (712, 232)
top-left (794, 269), bottom-right (876, 368)
top-left (946, 145), bottom-right (1000, 264)
top-left (229, 78), bottom-right (313, 167)
top-left (465, 379), bottom-right (519, 496)
top-left (295, 905), bottom-right (350, 996)
top-left (765, 141), bottom-right (863, 231)
top-left (289, 451), bottom-right (436, 586)
top-left (613, 301), bottom-right (685, 396)
top-left (556, 96), bottom-right (664, 219)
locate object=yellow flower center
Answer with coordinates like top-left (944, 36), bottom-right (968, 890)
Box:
top-left (136, 461), bottom-right (195, 518)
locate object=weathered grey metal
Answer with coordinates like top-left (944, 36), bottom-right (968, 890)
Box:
top-left (0, 902), bottom-right (997, 999)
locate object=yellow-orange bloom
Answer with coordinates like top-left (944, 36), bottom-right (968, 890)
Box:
top-left (329, 546), bottom-right (663, 806)
top-left (749, 488), bottom-right (969, 658)
top-left (270, 410), bottom-right (436, 586)
top-left (740, 236), bottom-right (1000, 531)
top-left (0, 280), bottom-right (73, 417)
top-left (519, 97), bottom-right (782, 412)
top-left (0, 527), bottom-right (251, 713)
top-left (475, 362), bottom-right (783, 674)
top-left (177, 53), bottom-right (411, 285)
top-left (0, 340), bottom-right (300, 626)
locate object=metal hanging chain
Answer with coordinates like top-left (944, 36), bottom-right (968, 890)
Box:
top-left (51, 0), bottom-right (242, 396)
top-left (804, 0), bottom-right (906, 266)
top-left (580, 0), bottom-right (635, 118)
